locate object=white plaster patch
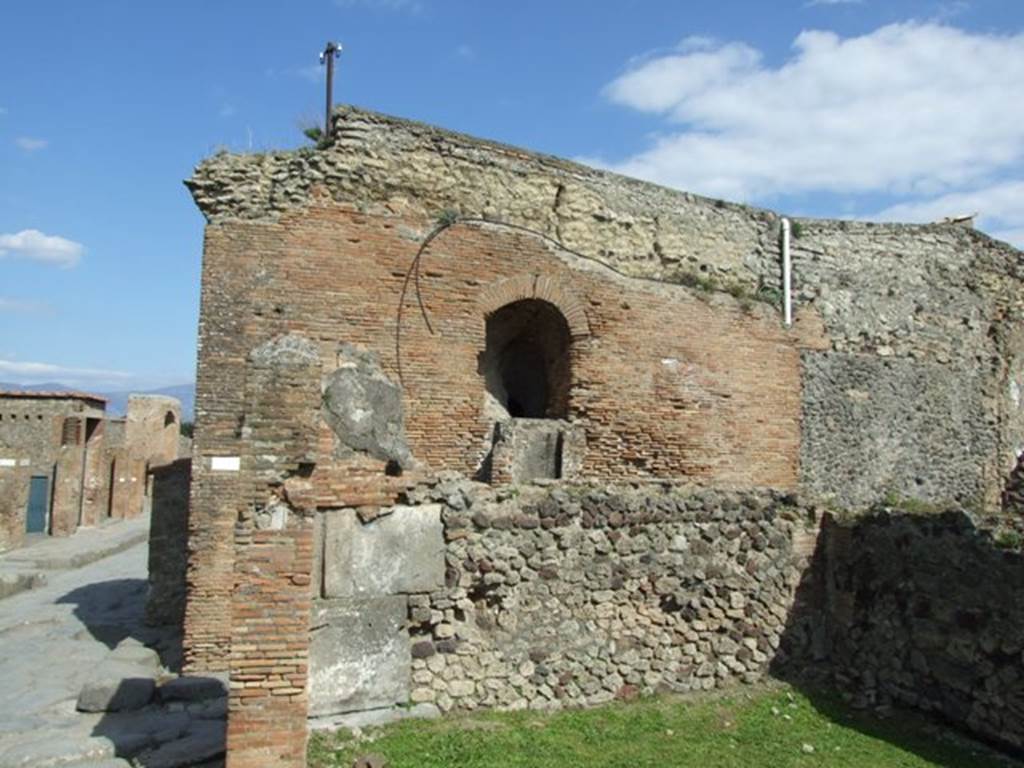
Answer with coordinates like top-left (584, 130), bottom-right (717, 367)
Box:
top-left (0, 458), bottom-right (16, 467)
top-left (1010, 378), bottom-right (1021, 409)
top-left (211, 456), bottom-right (241, 472)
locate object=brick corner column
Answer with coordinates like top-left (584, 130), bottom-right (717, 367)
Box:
top-left (225, 510), bottom-right (315, 768)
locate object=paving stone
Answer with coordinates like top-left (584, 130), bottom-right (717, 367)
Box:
top-left (0, 733), bottom-right (114, 767)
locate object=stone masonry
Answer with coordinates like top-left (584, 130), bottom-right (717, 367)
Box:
top-left (182, 106), bottom-right (1024, 766)
top-left (0, 391), bottom-right (185, 552)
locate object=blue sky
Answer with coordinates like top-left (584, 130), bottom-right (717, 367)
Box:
top-left (1, 0), bottom-right (1022, 391)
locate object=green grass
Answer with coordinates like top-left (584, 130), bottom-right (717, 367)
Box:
top-left (308, 684), bottom-right (1017, 768)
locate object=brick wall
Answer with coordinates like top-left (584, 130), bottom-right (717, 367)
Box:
top-left (226, 516), bottom-right (314, 768)
top-left (184, 222), bottom-right (263, 673)
top-left (199, 206), bottom-right (808, 486)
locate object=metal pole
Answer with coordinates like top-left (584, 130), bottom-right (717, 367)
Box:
top-left (325, 49), bottom-right (334, 137)
top-left (321, 42), bottom-right (342, 140)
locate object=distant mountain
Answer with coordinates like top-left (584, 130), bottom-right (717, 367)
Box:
top-left (0, 382), bottom-right (195, 421)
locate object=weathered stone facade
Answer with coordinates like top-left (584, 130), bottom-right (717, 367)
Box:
top-left (182, 107), bottom-right (1024, 766)
top-left (146, 458), bottom-right (192, 628)
top-left (0, 391), bottom-right (185, 550)
top-left (318, 481), bottom-right (819, 719)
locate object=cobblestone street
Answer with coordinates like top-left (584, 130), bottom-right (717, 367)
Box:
top-left (0, 521), bottom-right (225, 768)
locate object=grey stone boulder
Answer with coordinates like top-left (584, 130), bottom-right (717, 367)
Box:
top-left (322, 344), bottom-right (413, 468)
top-left (76, 661), bottom-right (157, 713)
top-left (108, 641), bottom-right (161, 673)
top-left (130, 719), bottom-right (225, 768)
top-left (158, 676), bottom-right (227, 703)
top-left (94, 709), bottom-right (191, 756)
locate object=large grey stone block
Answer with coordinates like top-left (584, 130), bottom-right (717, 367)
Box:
top-left (76, 660), bottom-right (157, 713)
top-left (309, 597), bottom-right (410, 717)
top-left (323, 505), bottom-right (444, 599)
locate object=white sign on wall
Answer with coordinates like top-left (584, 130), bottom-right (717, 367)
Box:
top-left (211, 456), bottom-right (241, 472)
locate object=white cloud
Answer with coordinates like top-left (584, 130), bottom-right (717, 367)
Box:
top-left (872, 180), bottom-right (1024, 248)
top-left (0, 107), bottom-right (8, 116)
top-left (0, 358), bottom-right (133, 389)
top-left (806, 0), bottom-right (863, 6)
top-left (591, 23), bottom-right (1024, 202)
top-left (219, 103), bottom-right (236, 118)
top-left (14, 136), bottom-right (47, 152)
top-left (455, 44), bottom-right (475, 60)
top-left (0, 229), bottom-right (84, 268)
top-left (298, 64), bottom-right (324, 82)
top-left (0, 297), bottom-right (53, 315)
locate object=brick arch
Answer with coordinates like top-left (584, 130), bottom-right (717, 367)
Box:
top-left (478, 274), bottom-right (590, 339)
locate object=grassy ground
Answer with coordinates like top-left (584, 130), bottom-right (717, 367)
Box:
top-left (308, 684), bottom-right (1020, 768)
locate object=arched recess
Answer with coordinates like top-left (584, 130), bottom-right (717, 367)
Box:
top-left (483, 299), bottom-right (572, 419)
top-left (478, 274), bottom-right (590, 341)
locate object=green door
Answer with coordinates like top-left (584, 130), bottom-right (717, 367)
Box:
top-left (26, 476), bottom-right (49, 534)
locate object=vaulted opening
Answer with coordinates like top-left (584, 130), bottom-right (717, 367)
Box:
top-left (483, 299), bottom-right (571, 419)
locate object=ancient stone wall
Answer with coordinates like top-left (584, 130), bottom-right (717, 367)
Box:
top-left (147, 458), bottom-right (192, 628)
top-left (0, 463), bottom-right (30, 551)
top-left (307, 481), bottom-right (821, 721)
top-left (182, 201), bottom-right (814, 672)
top-left (0, 395), bottom-right (108, 539)
top-left (801, 353), bottom-right (994, 508)
top-left (816, 510), bottom-right (1024, 753)
top-left (188, 106), bottom-right (1024, 512)
top-left (126, 395), bottom-right (182, 468)
top-left (182, 107), bottom-right (1024, 766)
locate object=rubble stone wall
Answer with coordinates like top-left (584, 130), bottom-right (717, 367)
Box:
top-left (307, 481), bottom-right (821, 720)
top-left (821, 510), bottom-right (1024, 753)
top-left (409, 482), bottom-right (818, 712)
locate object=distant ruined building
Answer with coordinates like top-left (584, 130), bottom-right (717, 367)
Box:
top-left (0, 391), bottom-right (184, 551)
top-left (179, 107), bottom-right (1024, 767)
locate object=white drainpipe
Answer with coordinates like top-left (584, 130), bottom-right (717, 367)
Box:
top-left (781, 217), bottom-right (793, 327)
